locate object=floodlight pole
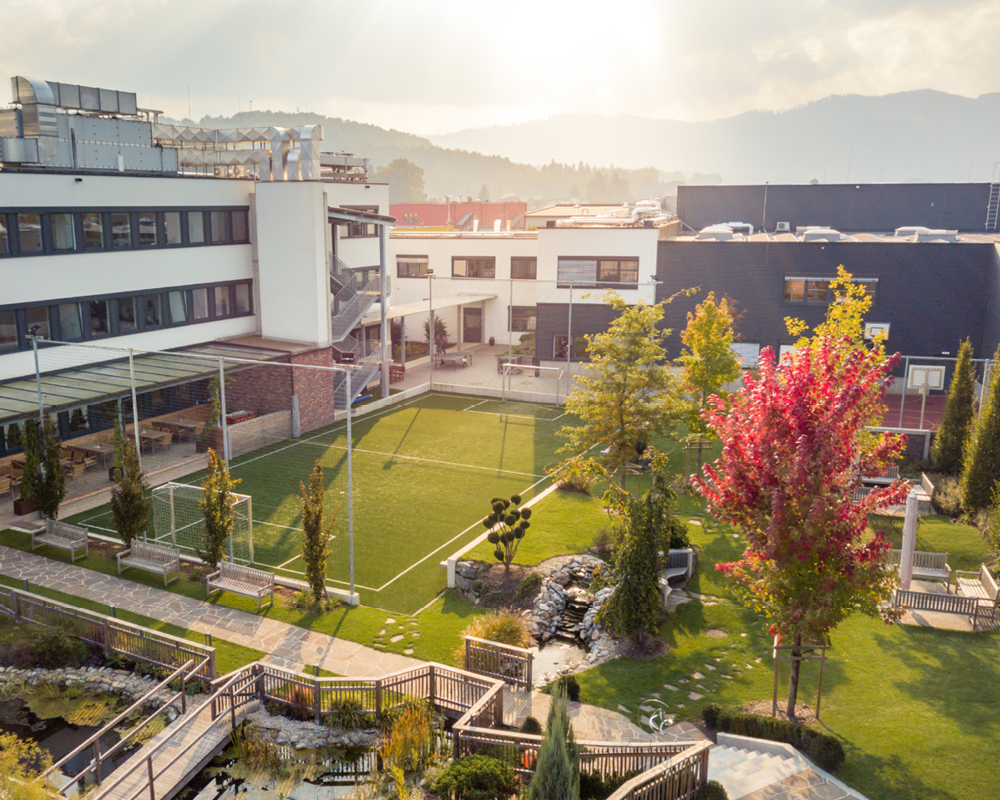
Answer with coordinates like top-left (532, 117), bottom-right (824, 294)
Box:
top-left (28, 334), bottom-right (44, 427)
top-left (218, 357), bottom-right (230, 468)
top-left (566, 282), bottom-right (574, 398)
top-left (427, 272), bottom-right (435, 386)
top-left (128, 349), bottom-right (143, 472)
top-left (346, 369), bottom-right (354, 598)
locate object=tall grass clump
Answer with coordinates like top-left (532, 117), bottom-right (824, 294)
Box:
top-left (454, 609), bottom-right (531, 666)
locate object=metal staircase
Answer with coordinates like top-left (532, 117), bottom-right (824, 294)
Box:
top-left (987, 162), bottom-right (1000, 232)
top-left (330, 253), bottom-right (382, 343)
top-left (333, 339), bottom-right (384, 410)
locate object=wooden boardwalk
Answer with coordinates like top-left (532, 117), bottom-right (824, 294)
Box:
top-left (91, 699), bottom-right (257, 800)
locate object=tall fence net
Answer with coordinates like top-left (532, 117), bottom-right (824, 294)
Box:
top-left (150, 482), bottom-right (253, 565)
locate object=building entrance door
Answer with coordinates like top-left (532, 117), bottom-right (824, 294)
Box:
top-left (463, 307), bottom-right (483, 344)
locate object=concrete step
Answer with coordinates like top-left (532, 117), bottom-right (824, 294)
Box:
top-left (709, 744), bottom-right (808, 800)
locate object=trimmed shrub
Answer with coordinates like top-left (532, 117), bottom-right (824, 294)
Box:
top-left (515, 573), bottom-right (542, 603)
top-left (694, 780), bottom-right (729, 800)
top-left (932, 476), bottom-right (963, 518)
top-left (431, 755), bottom-right (516, 800)
top-left (518, 716), bottom-right (543, 735)
top-left (714, 711), bottom-right (846, 772)
top-left (701, 703), bottom-right (723, 729)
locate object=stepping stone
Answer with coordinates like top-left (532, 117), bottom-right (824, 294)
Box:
top-left (378, 629), bottom-right (386, 636)
top-left (664, 684), bottom-right (678, 691)
top-left (679, 679), bottom-right (689, 684)
top-left (649, 692), bottom-right (661, 698)
top-left (640, 715), bottom-right (651, 727)
top-left (745, 664), bottom-right (754, 670)
top-left (740, 632), bottom-right (747, 637)
top-left (688, 692), bottom-right (702, 701)
top-left (404, 648), bottom-right (414, 655)
top-left (638, 704), bottom-right (655, 713)
top-left (714, 658), bottom-right (722, 662)
top-left (755, 658), bottom-right (762, 663)
top-left (692, 672), bottom-right (705, 680)
top-left (390, 634), bottom-right (404, 643)
top-left (676, 704), bottom-right (685, 710)
top-left (617, 704), bottom-right (631, 714)
top-left (412, 632), bottom-right (420, 638)
top-left (705, 665), bottom-right (716, 671)
top-left (722, 675), bottom-right (733, 680)
top-left (398, 626), bottom-right (406, 631)
top-left (386, 618), bottom-right (396, 624)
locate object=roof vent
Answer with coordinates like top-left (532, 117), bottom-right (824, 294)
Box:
top-left (895, 226), bottom-right (930, 237)
top-left (915, 229), bottom-right (961, 243)
top-left (697, 225), bottom-right (738, 241)
top-left (801, 228), bottom-right (844, 242)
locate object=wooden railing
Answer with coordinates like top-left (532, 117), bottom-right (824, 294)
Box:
top-left (606, 741), bottom-right (712, 800)
top-left (0, 586), bottom-right (216, 681)
top-left (464, 635), bottom-right (533, 690)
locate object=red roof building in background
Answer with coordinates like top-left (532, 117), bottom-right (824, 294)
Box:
top-left (390, 201), bottom-right (527, 230)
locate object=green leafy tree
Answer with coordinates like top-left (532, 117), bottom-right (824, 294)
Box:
top-left (483, 494), bottom-right (532, 578)
top-left (559, 292), bottom-right (689, 485)
top-left (960, 345), bottom-right (1000, 512)
top-left (932, 339), bottom-right (976, 474)
top-left (111, 438), bottom-right (151, 548)
top-left (0, 731), bottom-right (58, 800)
top-left (424, 316), bottom-right (448, 346)
top-left (477, 183), bottom-right (490, 202)
top-left (373, 158), bottom-right (426, 203)
top-left (18, 419), bottom-right (39, 503)
top-left (525, 687), bottom-right (579, 800)
top-left (596, 458), bottom-right (685, 643)
top-left (300, 460), bottom-right (335, 606)
top-left (35, 414), bottom-right (66, 520)
top-left (677, 291), bottom-right (741, 436)
top-left (198, 449), bottom-right (240, 568)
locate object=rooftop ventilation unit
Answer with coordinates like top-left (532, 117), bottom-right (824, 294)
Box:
top-left (895, 226), bottom-right (931, 237)
top-left (697, 225), bottom-right (739, 241)
top-left (715, 221), bottom-right (754, 236)
top-left (915, 229), bottom-right (961, 243)
top-left (801, 228), bottom-right (844, 242)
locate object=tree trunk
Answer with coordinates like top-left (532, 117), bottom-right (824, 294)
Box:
top-left (786, 634), bottom-right (802, 720)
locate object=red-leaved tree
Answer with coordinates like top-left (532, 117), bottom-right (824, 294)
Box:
top-left (692, 337), bottom-right (909, 718)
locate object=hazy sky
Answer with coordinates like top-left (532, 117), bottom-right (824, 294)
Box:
top-left (1, 0), bottom-right (998, 135)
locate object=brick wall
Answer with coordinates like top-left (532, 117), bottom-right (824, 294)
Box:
top-left (226, 361), bottom-right (294, 416)
top-left (291, 348), bottom-right (337, 433)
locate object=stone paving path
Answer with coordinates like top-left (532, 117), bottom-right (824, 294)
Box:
top-left (0, 543), bottom-right (702, 745)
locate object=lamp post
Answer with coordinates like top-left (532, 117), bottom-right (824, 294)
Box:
top-left (346, 368), bottom-right (354, 599)
top-left (566, 282), bottom-right (574, 398)
top-left (762, 182), bottom-right (769, 234)
top-left (425, 270), bottom-right (435, 385)
top-left (27, 327), bottom-right (44, 427)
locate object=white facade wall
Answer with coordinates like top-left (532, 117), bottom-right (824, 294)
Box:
top-left (331, 182), bottom-right (389, 269)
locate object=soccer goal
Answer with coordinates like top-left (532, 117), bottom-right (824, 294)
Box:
top-left (150, 482), bottom-right (254, 565)
top-left (500, 361), bottom-right (566, 406)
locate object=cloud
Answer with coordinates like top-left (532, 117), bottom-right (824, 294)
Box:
top-left (0, 0), bottom-right (998, 133)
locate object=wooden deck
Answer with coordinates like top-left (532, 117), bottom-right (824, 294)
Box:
top-left (91, 699), bottom-right (257, 800)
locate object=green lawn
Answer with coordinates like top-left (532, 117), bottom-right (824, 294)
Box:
top-left (64, 393), bottom-right (572, 613)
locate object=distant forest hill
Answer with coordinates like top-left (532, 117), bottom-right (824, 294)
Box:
top-left (430, 90), bottom-right (1000, 185)
top-left (160, 110), bottom-right (703, 204)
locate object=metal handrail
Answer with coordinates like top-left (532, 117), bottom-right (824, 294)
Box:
top-left (331, 274), bottom-right (381, 339)
top-left (89, 667), bottom-right (253, 800)
top-left (42, 660), bottom-right (196, 783)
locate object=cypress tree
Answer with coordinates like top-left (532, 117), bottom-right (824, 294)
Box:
top-left (960, 346), bottom-right (1000, 512)
top-left (526, 687), bottom-right (579, 800)
top-left (19, 420), bottom-right (39, 503)
top-left (198, 449), bottom-right (240, 568)
top-left (35, 414), bottom-right (66, 520)
top-left (111, 439), bottom-right (151, 547)
top-left (931, 340), bottom-right (976, 474)
top-left (300, 460), bottom-right (334, 607)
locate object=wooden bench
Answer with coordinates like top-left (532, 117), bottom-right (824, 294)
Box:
top-left (663, 548), bottom-right (694, 582)
top-left (955, 565), bottom-right (999, 628)
top-left (389, 364), bottom-right (406, 383)
top-left (32, 519), bottom-right (89, 563)
top-left (206, 561), bottom-right (275, 612)
top-left (887, 549), bottom-right (952, 591)
top-left (117, 541), bottom-right (181, 587)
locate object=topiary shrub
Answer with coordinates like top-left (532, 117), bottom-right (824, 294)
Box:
top-left (693, 780), bottom-right (729, 800)
top-left (431, 755), bottom-right (516, 800)
top-left (514, 573), bottom-right (542, 603)
top-left (518, 716), bottom-right (543, 735)
top-left (701, 702), bottom-right (723, 729)
top-left (715, 711), bottom-right (845, 772)
top-left (932, 476), bottom-right (963, 518)
top-left (544, 674), bottom-right (580, 703)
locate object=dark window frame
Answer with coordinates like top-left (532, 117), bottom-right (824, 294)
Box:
top-left (783, 276), bottom-right (879, 306)
top-left (553, 334), bottom-right (589, 361)
top-left (396, 255), bottom-right (429, 278)
top-left (556, 256), bottom-right (640, 289)
top-left (510, 306), bottom-right (537, 332)
top-left (452, 256), bottom-right (497, 279)
top-left (511, 257), bottom-right (537, 280)
top-left (343, 205), bottom-right (380, 238)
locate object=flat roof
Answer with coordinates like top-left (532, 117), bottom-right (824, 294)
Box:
top-left (390, 230), bottom-right (538, 240)
top-left (669, 232), bottom-right (1000, 244)
top-left (358, 293), bottom-right (497, 326)
top-left (526, 204), bottom-right (632, 218)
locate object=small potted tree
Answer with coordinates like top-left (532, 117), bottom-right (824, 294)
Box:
top-left (13, 420), bottom-right (38, 516)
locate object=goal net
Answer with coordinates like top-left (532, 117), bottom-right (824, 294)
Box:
top-left (500, 362), bottom-right (566, 406)
top-left (150, 482), bottom-right (254, 565)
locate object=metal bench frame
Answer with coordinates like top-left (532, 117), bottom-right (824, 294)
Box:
top-left (206, 561), bottom-right (275, 612)
top-left (31, 518), bottom-right (89, 563)
top-left (117, 541), bottom-right (181, 587)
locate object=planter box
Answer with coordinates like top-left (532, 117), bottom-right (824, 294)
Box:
top-left (13, 498), bottom-right (37, 516)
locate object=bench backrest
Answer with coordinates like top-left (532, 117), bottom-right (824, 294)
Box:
top-left (219, 561), bottom-right (273, 585)
top-left (46, 518), bottom-right (87, 541)
top-left (132, 541), bottom-right (179, 563)
top-left (980, 565), bottom-right (999, 601)
top-left (887, 549), bottom-right (949, 570)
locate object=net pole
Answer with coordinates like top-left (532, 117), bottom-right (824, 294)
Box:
top-left (169, 484), bottom-right (176, 547)
top-left (347, 369), bottom-right (355, 597)
top-left (219, 357), bottom-right (230, 467)
top-left (247, 496), bottom-right (254, 564)
top-left (128, 348), bottom-right (143, 472)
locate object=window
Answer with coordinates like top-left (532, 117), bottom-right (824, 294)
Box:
top-left (234, 283), bottom-right (251, 315)
top-left (452, 257), bottom-right (496, 279)
top-left (188, 211), bottom-right (206, 244)
top-left (192, 288), bottom-right (210, 321)
top-left (18, 214), bottom-right (42, 252)
top-left (806, 279), bottom-right (830, 303)
top-left (731, 342), bottom-right (760, 369)
top-left (57, 303), bottom-right (84, 340)
top-left (783, 279), bottom-right (806, 302)
top-left (556, 257), bottom-right (639, 288)
top-left (138, 212), bottom-right (157, 248)
top-left (82, 213), bottom-right (104, 250)
top-left (111, 213), bottom-right (131, 249)
top-left (854, 278), bottom-right (878, 305)
top-left (88, 300), bottom-right (109, 336)
top-left (0, 309), bottom-right (16, 352)
top-left (143, 295), bottom-right (162, 328)
top-left (232, 211), bottom-right (249, 243)
top-left (553, 335), bottom-right (588, 361)
top-left (210, 211), bottom-right (231, 244)
top-left (345, 206), bottom-right (378, 238)
top-left (116, 297), bottom-right (138, 333)
top-left (214, 286), bottom-right (232, 317)
top-left (26, 307), bottom-right (50, 340)
top-left (511, 257), bottom-right (537, 280)
top-left (510, 306), bottom-right (537, 332)
top-left (51, 213), bottom-right (76, 251)
top-left (0, 215), bottom-right (8, 254)
top-left (397, 255), bottom-right (429, 278)
top-left (164, 212), bottom-right (182, 245)
top-left (168, 291), bottom-right (188, 324)
top-left (784, 277), bottom-right (878, 305)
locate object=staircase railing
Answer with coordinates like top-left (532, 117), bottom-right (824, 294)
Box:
top-left (331, 274), bottom-right (381, 341)
top-left (987, 162), bottom-right (1000, 232)
top-left (334, 341), bottom-right (384, 408)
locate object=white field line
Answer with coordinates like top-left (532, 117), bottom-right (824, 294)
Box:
top-left (460, 408), bottom-right (560, 422)
top-left (298, 441), bottom-right (545, 479)
top-left (463, 399), bottom-right (491, 411)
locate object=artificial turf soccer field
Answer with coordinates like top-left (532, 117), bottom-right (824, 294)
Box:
top-left (75, 393), bottom-right (572, 613)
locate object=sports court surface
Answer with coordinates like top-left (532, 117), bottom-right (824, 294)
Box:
top-left (74, 393), bottom-right (573, 613)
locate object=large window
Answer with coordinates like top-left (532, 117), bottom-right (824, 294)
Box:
top-left (214, 286), bottom-right (232, 318)
top-left (111, 213), bottom-right (131, 249)
top-left (784, 277), bottom-right (878, 305)
top-left (82, 213), bottom-right (104, 250)
top-left (192, 289), bottom-right (210, 321)
top-left (0, 215), bottom-right (8, 254)
top-left (452, 256), bottom-right (496, 279)
top-left (88, 300), bottom-right (110, 336)
top-left (142, 295), bottom-right (162, 329)
top-left (345, 206), bottom-right (379, 238)
top-left (25, 307), bottom-right (50, 340)
top-left (556, 257), bottom-right (639, 288)
top-left (168, 291), bottom-right (188, 323)
top-left (138, 212), bottom-right (158, 248)
top-left (510, 306), bottom-right (537, 332)
top-left (18, 214), bottom-right (42, 252)
top-left (188, 211), bottom-right (206, 244)
top-left (57, 303), bottom-right (84, 340)
top-left (397, 255), bottom-right (429, 278)
top-left (164, 212), bottom-right (182, 245)
top-left (51, 213), bottom-right (76, 251)
top-left (232, 210), bottom-right (249, 243)
top-left (511, 257), bottom-right (537, 280)
top-left (553, 335), bottom-right (589, 361)
top-left (210, 211), bottom-right (231, 244)
top-left (116, 297), bottom-right (138, 333)
top-left (0, 309), bottom-right (16, 352)
top-left (234, 284), bottom-right (251, 316)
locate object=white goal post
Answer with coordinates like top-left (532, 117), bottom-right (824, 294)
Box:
top-left (150, 482), bottom-right (254, 565)
top-left (499, 361), bottom-right (565, 406)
